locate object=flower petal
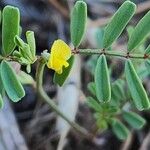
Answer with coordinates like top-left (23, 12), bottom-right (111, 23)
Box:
top-left (51, 39), bottom-right (71, 60)
top-left (47, 39), bottom-right (71, 74)
top-left (47, 53), bottom-right (54, 69)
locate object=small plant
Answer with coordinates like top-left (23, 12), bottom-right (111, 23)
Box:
top-left (0, 0), bottom-right (150, 140)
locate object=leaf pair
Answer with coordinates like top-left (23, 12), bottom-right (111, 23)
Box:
top-left (95, 54), bottom-right (111, 102)
top-left (2, 6), bottom-right (20, 56)
top-left (14, 31), bottom-right (36, 58)
top-left (112, 111), bottom-right (145, 140)
top-left (103, 1), bottom-right (150, 51)
top-left (14, 31), bottom-right (36, 73)
top-left (70, 1), bottom-right (87, 47)
top-left (125, 59), bottom-right (150, 110)
top-left (14, 31), bottom-right (36, 60)
top-left (0, 61), bottom-right (25, 103)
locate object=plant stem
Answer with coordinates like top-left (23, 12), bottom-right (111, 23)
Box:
top-left (75, 49), bottom-right (148, 59)
top-left (36, 58), bottom-right (92, 138)
top-left (35, 48), bottom-right (147, 138)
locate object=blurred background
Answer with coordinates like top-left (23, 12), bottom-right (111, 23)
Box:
top-left (0, 0), bottom-right (150, 150)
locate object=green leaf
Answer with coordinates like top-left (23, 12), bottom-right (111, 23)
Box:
top-left (14, 35), bottom-right (32, 61)
top-left (86, 97), bottom-right (102, 112)
top-left (13, 50), bottom-right (21, 58)
top-left (53, 56), bottom-right (74, 86)
top-left (2, 6), bottom-right (20, 56)
top-left (19, 44), bottom-right (32, 61)
top-left (125, 59), bottom-right (150, 110)
top-left (123, 111), bottom-right (146, 129)
top-left (112, 119), bottom-right (129, 140)
top-left (128, 11), bottom-right (150, 51)
top-left (95, 54), bottom-right (111, 102)
top-left (26, 64), bottom-right (31, 73)
top-left (18, 71), bottom-right (35, 85)
top-left (1, 61), bottom-right (25, 102)
top-left (138, 64), bottom-right (150, 80)
top-left (145, 44), bottom-right (150, 55)
top-left (0, 10), bottom-right (1, 24)
top-left (145, 60), bottom-right (150, 74)
top-left (127, 26), bottom-right (134, 38)
top-left (87, 82), bottom-right (96, 96)
top-left (0, 68), bottom-right (5, 96)
top-left (107, 106), bottom-right (119, 114)
top-left (70, 1), bottom-right (87, 47)
top-left (103, 1), bottom-right (136, 48)
top-left (14, 35), bottom-right (36, 66)
top-left (26, 31), bottom-right (36, 58)
top-left (111, 79), bottom-right (126, 102)
top-left (14, 35), bottom-right (26, 47)
top-left (96, 118), bottom-right (108, 130)
top-left (0, 94), bottom-right (4, 109)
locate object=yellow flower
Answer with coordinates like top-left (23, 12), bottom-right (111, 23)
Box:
top-left (47, 39), bottom-right (71, 74)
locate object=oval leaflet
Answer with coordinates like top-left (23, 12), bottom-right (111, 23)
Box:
top-left (125, 59), bottom-right (150, 110)
top-left (1, 61), bottom-right (25, 102)
top-left (103, 1), bottom-right (136, 48)
top-left (70, 1), bottom-right (87, 47)
top-left (2, 6), bottom-right (20, 56)
top-left (95, 54), bottom-right (111, 102)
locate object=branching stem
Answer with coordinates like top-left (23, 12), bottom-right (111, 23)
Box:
top-left (73, 49), bottom-right (148, 59)
top-left (36, 57), bottom-right (92, 138)
top-left (34, 48), bottom-right (149, 138)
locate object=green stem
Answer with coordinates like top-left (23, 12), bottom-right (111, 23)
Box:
top-left (36, 58), bottom-right (91, 138)
top-left (77, 49), bottom-right (147, 59)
